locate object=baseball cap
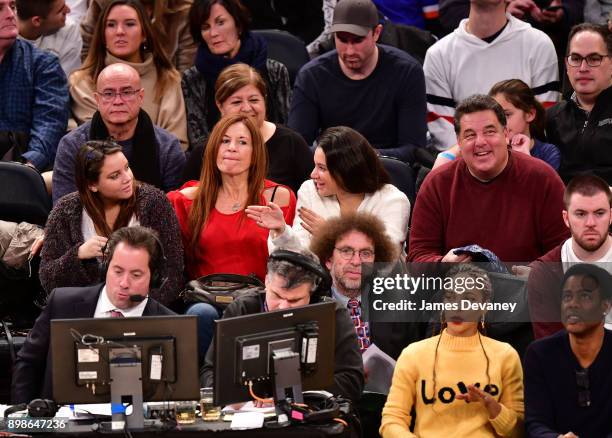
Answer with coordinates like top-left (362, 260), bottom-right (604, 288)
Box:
top-left (330, 0), bottom-right (379, 37)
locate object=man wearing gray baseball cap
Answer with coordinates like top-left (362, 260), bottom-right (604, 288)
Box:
top-left (288, 0), bottom-right (427, 164)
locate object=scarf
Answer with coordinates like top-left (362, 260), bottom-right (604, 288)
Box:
top-left (194, 31), bottom-right (269, 85)
top-left (89, 109), bottom-right (161, 189)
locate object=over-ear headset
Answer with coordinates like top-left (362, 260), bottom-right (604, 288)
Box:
top-left (268, 250), bottom-right (332, 299)
top-left (99, 228), bottom-right (167, 290)
top-left (4, 399), bottom-right (59, 418)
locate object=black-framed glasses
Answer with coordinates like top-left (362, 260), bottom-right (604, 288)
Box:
top-left (334, 247), bottom-right (375, 261)
top-left (567, 53), bottom-right (609, 67)
top-left (96, 88), bottom-right (142, 103)
top-left (575, 368), bottom-right (591, 407)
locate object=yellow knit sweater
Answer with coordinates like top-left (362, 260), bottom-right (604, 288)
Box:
top-left (380, 330), bottom-right (524, 438)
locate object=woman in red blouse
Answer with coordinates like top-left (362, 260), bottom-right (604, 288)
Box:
top-left (167, 113), bottom-right (295, 358)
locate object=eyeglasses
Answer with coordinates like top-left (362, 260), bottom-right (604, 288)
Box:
top-left (575, 369), bottom-right (591, 407)
top-left (566, 53), bottom-right (609, 67)
top-left (97, 89), bottom-right (142, 103)
top-left (334, 247), bottom-right (375, 261)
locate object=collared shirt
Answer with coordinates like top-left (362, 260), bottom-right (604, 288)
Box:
top-left (93, 285), bottom-right (148, 318)
top-left (331, 286), bottom-right (350, 308)
top-left (0, 39), bottom-right (69, 170)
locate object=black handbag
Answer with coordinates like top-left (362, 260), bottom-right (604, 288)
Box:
top-left (180, 273), bottom-right (264, 311)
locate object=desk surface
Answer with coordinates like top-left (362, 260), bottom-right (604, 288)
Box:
top-left (29, 418), bottom-right (351, 437)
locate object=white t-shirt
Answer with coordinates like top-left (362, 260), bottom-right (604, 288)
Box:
top-left (24, 20), bottom-right (82, 76)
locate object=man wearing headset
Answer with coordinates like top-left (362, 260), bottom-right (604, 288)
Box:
top-left (11, 225), bottom-right (175, 404)
top-left (200, 247), bottom-right (364, 403)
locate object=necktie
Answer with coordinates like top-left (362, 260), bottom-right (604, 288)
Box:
top-left (109, 310), bottom-right (124, 318)
top-left (347, 298), bottom-right (370, 353)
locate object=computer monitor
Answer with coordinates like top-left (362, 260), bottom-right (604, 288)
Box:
top-left (50, 315), bottom-right (199, 428)
top-left (213, 301), bottom-right (336, 407)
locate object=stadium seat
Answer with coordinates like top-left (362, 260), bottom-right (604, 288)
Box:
top-left (253, 29), bottom-right (310, 86)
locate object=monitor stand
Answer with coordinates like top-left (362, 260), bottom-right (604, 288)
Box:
top-left (107, 347), bottom-right (145, 430)
top-left (271, 350), bottom-right (303, 427)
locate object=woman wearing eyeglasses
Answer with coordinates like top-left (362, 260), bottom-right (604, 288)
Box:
top-left (69, 0), bottom-right (189, 149)
top-left (246, 126), bottom-right (410, 255)
top-left (39, 141), bottom-right (184, 307)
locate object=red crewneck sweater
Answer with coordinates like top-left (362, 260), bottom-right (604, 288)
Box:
top-left (408, 152), bottom-right (569, 263)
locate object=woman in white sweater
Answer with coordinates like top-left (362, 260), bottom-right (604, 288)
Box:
top-left (247, 126), bottom-right (410, 255)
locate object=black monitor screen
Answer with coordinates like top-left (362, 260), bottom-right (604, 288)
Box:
top-left (213, 301), bottom-right (336, 406)
top-left (50, 315), bottom-right (199, 404)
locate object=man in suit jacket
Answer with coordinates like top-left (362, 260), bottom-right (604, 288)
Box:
top-left (11, 226), bottom-right (176, 404)
top-left (310, 212), bottom-right (425, 360)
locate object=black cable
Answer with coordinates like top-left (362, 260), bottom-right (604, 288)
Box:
top-left (1, 319), bottom-right (16, 363)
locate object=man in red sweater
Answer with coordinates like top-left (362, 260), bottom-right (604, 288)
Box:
top-left (528, 174), bottom-right (612, 339)
top-left (408, 94), bottom-right (568, 263)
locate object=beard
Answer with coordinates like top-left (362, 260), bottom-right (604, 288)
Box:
top-left (331, 268), bottom-right (362, 299)
top-left (573, 228), bottom-right (608, 252)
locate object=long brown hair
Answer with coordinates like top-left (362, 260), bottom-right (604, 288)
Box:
top-left (489, 79), bottom-right (546, 141)
top-left (75, 141), bottom-right (138, 237)
top-left (76, 0), bottom-right (179, 102)
top-left (187, 114), bottom-right (268, 252)
top-left (138, 0), bottom-right (193, 43)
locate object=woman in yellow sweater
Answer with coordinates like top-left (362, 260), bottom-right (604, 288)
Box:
top-left (70, 0), bottom-right (188, 150)
top-left (380, 264), bottom-right (524, 438)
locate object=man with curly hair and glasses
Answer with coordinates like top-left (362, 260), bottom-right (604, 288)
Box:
top-left (311, 212), bottom-right (423, 359)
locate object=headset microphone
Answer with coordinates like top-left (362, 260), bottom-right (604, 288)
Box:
top-left (129, 294), bottom-right (146, 303)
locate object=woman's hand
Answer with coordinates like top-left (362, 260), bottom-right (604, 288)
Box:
top-left (245, 202), bottom-right (286, 237)
top-left (509, 133), bottom-right (532, 156)
top-left (78, 235), bottom-right (108, 260)
top-left (298, 207), bottom-right (324, 235)
top-left (30, 235), bottom-right (45, 257)
top-left (456, 384), bottom-right (502, 419)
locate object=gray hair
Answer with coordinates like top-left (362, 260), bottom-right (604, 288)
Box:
top-left (267, 247), bottom-right (322, 293)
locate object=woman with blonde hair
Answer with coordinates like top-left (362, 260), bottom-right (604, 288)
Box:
top-left (70, 0), bottom-right (189, 149)
top-left (182, 63), bottom-right (312, 193)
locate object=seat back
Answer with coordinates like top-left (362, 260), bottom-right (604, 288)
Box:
top-left (379, 155), bottom-right (416, 207)
top-left (253, 29), bottom-right (310, 85)
top-left (0, 162), bottom-right (51, 227)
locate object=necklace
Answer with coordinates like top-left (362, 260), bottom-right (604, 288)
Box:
top-left (231, 202), bottom-right (241, 212)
